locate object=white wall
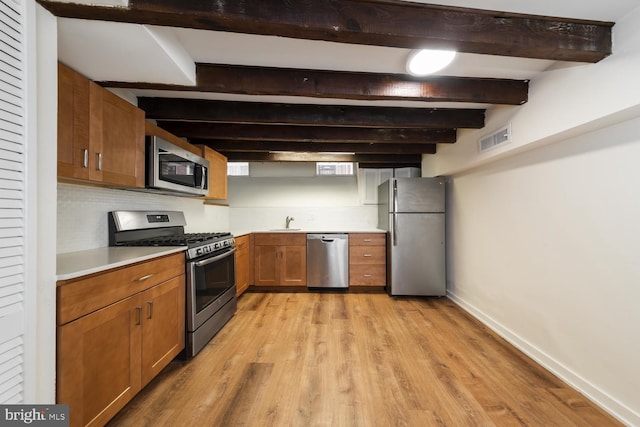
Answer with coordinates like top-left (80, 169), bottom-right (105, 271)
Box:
top-left (57, 183), bottom-right (229, 253)
top-left (446, 117), bottom-right (640, 425)
top-left (423, 5), bottom-right (640, 178)
top-left (31, 3), bottom-right (57, 403)
top-left (227, 163), bottom-right (378, 232)
top-left (422, 5), bottom-right (640, 425)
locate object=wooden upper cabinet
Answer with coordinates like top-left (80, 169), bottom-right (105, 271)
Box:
top-left (89, 82), bottom-right (145, 188)
top-left (145, 122), bottom-right (201, 155)
top-left (199, 145), bottom-right (228, 200)
top-left (57, 62), bottom-right (145, 188)
top-left (58, 62), bottom-right (90, 180)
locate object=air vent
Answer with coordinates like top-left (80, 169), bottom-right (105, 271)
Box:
top-left (478, 124), bottom-right (511, 153)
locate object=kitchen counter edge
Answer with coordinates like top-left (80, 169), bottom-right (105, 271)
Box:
top-left (239, 229), bottom-right (386, 235)
top-left (57, 246), bottom-right (187, 282)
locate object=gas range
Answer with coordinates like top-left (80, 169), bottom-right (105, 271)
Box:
top-left (109, 210), bottom-right (238, 358)
top-left (108, 211), bottom-right (235, 260)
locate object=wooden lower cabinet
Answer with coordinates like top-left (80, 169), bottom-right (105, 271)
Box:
top-left (57, 253), bottom-right (185, 427)
top-left (254, 245), bottom-right (278, 285)
top-left (235, 235), bottom-right (251, 296)
top-left (349, 233), bottom-right (387, 286)
top-left (57, 295), bottom-right (142, 427)
top-left (141, 276), bottom-right (185, 386)
top-left (253, 233), bottom-right (306, 286)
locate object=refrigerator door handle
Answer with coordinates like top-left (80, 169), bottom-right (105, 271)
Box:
top-left (393, 213), bottom-right (398, 246)
top-left (393, 179), bottom-right (399, 213)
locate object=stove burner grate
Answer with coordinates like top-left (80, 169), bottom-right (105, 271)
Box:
top-left (122, 232), bottom-right (232, 247)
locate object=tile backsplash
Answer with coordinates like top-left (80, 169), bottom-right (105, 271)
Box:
top-left (57, 183), bottom-right (229, 253)
top-left (229, 206), bottom-right (378, 232)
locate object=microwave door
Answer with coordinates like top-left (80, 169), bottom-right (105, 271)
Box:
top-left (147, 136), bottom-right (210, 196)
top-left (159, 156), bottom-right (194, 186)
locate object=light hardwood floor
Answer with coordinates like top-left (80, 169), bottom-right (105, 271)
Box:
top-left (108, 292), bottom-right (622, 426)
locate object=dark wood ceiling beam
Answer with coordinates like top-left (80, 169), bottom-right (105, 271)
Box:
top-left (37, 0), bottom-right (613, 62)
top-left (220, 152), bottom-right (423, 164)
top-left (158, 122), bottom-right (456, 144)
top-left (139, 98), bottom-right (485, 129)
top-left (192, 140), bottom-right (437, 155)
top-left (108, 64), bottom-right (528, 105)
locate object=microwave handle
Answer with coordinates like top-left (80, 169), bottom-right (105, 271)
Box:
top-left (195, 165), bottom-right (207, 190)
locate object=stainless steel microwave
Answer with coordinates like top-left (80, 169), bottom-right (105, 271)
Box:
top-left (146, 136), bottom-right (209, 196)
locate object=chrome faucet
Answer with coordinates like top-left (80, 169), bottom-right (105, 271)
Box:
top-left (285, 216), bottom-right (295, 229)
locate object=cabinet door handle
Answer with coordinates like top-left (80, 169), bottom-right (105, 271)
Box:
top-left (363, 254), bottom-right (373, 257)
top-left (363, 239), bottom-right (372, 242)
top-left (135, 306), bottom-right (142, 325)
top-left (363, 274), bottom-right (373, 278)
top-left (82, 149), bottom-right (89, 168)
top-left (135, 274), bottom-right (154, 282)
top-left (146, 301), bottom-right (153, 319)
top-left (96, 152), bottom-right (103, 171)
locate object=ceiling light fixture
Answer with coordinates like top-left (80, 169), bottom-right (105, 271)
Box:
top-left (406, 49), bottom-right (457, 76)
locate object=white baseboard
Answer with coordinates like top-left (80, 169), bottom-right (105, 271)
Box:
top-left (447, 290), bottom-right (639, 427)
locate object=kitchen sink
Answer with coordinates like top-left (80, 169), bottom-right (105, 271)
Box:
top-left (269, 228), bottom-right (302, 231)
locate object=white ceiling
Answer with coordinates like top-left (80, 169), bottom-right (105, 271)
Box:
top-left (55, 0), bottom-right (640, 109)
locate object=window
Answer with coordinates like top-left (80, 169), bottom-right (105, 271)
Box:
top-left (315, 162), bottom-right (354, 176)
top-left (227, 162), bottom-right (250, 176)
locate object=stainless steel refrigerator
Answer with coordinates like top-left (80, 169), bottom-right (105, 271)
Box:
top-left (378, 177), bottom-right (446, 296)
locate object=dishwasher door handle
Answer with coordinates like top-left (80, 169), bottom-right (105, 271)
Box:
top-left (321, 239), bottom-right (335, 243)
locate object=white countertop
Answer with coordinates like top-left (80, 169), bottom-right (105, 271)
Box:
top-left (57, 230), bottom-right (386, 281)
top-left (243, 229), bottom-right (386, 234)
top-left (57, 246), bottom-right (186, 281)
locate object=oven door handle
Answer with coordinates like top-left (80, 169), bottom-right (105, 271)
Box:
top-left (193, 247), bottom-right (237, 267)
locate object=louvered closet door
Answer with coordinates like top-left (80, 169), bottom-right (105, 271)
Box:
top-left (0, 0), bottom-right (26, 404)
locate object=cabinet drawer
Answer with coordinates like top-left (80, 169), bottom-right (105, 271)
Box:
top-left (349, 233), bottom-right (386, 246)
top-left (350, 265), bottom-right (386, 286)
top-left (254, 233), bottom-right (306, 246)
top-left (57, 253), bottom-right (185, 326)
top-left (349, 246), bottom-right (386, 264)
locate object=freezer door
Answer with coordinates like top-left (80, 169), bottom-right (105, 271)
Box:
top-left (392, 178), bottom-right (445, 213)
top-left (388, 213), bottom-right (445, 296)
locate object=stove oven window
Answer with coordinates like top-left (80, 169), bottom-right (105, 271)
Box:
top-left (192, 251), bottom-right (236, 312)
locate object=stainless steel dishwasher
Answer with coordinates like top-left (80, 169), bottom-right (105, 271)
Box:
top-left (306, 233), bottom-right (349, 289)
